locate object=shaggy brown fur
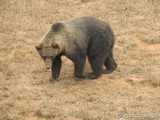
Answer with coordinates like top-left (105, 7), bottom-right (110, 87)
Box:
top-left (35, 16), bottom-right (117, 81)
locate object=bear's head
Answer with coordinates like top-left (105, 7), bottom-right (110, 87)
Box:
top-left (35, 22), bottom-right (66, 69)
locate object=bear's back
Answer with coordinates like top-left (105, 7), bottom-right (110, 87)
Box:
top-left (63, 16), bottom-right (114, 57)
top-left (66, 16), bottom-right (108, 31)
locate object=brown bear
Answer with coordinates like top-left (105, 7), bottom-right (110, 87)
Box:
top-left (35, 16), bottom-right (117, 81)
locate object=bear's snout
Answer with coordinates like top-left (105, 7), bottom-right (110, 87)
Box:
top-left (44, 58), bottom-right (52, 69)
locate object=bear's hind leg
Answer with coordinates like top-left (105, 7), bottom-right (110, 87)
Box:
top-left (104, 52), bottom-right (117, 74)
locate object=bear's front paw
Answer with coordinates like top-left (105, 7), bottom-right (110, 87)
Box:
top-left (49, 77), bottom-right (58, 83)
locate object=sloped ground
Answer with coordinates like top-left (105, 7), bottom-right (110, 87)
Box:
top-left (0, 0), bottom-right (160, 120)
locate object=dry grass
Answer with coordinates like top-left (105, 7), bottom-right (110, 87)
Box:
top-left (0, 0), bottom-right (160, 120)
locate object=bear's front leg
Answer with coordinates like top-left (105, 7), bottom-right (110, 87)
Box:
top-left (87, 56), bottom-right (104, 79)
top-left (50, 56), bottom-right (62, 81)
top-left (72, 54), bottom-right (86, 79)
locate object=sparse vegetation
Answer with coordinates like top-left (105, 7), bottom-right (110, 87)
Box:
top-left (0, 0), bottom-right (160, 120)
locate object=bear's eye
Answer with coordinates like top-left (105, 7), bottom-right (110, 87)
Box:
top-left (42, 56), bottom-right (47, 60)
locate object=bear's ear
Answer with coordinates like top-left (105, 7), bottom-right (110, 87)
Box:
top-left (35, 43), bottom-right (42, 50)
top-left (52, 42), bottom-right (59, 48)
top-left (51, 22), bottom-right (64, 32)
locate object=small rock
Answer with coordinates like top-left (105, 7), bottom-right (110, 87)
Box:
top-left (125, 79), bottom-right (135, 86)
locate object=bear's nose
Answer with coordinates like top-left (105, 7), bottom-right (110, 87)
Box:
top-left (46, 66), bottom-right (50, 69)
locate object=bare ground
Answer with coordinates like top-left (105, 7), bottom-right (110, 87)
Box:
top-left (0, 0), bottom-right (160, 120)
